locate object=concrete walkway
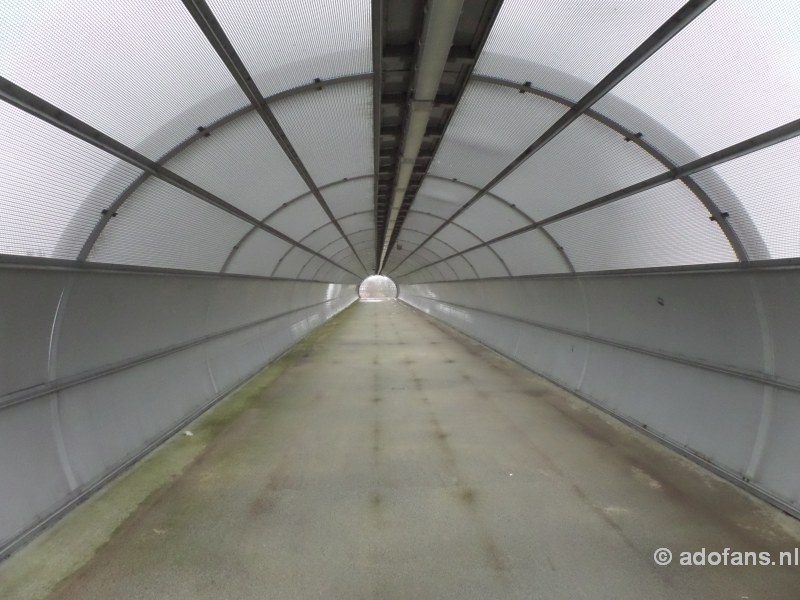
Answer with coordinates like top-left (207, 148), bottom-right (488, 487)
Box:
top-left (4, 300), bottom-right (800, 599)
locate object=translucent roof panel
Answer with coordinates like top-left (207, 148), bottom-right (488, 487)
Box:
top-left (401, 212), bottom-right (446, 237)
top-left (492, 114), bottom-right (668, 221)
top-left (265, 196), bottom-right (331, 241)
top-left (490, 229), bottom-right (571, 276)
top-left (88, 179), bottom-right (252, 271)
top-left (225, 231), bottom-right (298, 278)
top-left (692, 136), bottom-right (800, 261)
top-left (0, 101), bottom-right (142, 260)
top-left (413, 178), bottom-right (476, 220)
top-left (270, 80), bottom-right (372, 186)
top-left (545, 181), bottom-right (737, 272)
top-left (460, 247), bottom-right (508, 278)
top-left (0, 0), bottom-right (248, 159)
top-left (208, 0), bottom-right (371, 98)
top-left (475, 0), bottom-right (685, 101)
top-left (452, 197), bottom-right (529, 241)
top-left (594, 0), bottom-right (800, 159)
top-left (163, 111), bottom-right (308, 220)
top-left (320, 177), bottom-right (374, 219)
top-left (302, 225), bottom-right (349, 254)
top-left (428, 82), bottom-right (568, 188)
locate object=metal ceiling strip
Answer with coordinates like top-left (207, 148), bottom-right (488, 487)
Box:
top-left (182, 0), bottom-right (369, 275)
top-left (390, 0), bottom-right (719, 273)
top-left (0, 76), bottom-right (361, 279)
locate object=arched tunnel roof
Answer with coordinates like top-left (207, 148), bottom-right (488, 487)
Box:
top-left (1, 0), bottom-right (799, 284)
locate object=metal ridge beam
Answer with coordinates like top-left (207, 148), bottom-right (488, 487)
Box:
top-left (391, 0), bottom-right (718, 272)
top-left (372, 0), bottom-right (384, 267)
top-left (182, 0), bottom-right (369, 275)
top-left (395, 116), bottom-right (800, 279)
top-left (381, 0), bottom-right (506, 267)
top-left (0, 76), bottom-right (361, 279)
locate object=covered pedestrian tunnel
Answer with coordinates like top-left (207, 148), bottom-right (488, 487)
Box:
top-left (1, 0), bottom-right (800, 597)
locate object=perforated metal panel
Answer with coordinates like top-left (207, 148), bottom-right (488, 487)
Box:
top-left (302, 224), bottom-right (348, 253)
top-left (265, 196), bottom-right (331, 240)
top-left (546, 181), bottom-right (737, 272)
top-left (0, 0), bottom-right (248, 159)
top-left (692, 137), bottom-right (800, 260)
top-left (452, 196), bottom-right (528, 241)
top-left (400, 212), bottom-right (442, 236)
top-left (490, 229), bottom-right (572, 276)
top-left (0, 102), bottom-right (143, 259)
top-left (433, 224), bottom-right (484, 253)
top-left (492, 114), bottom-right (668, 221)
top-left (475, 0), bottom-right (686, 101)
top-left (89, 179), bottom-right (252, 271)
top-left (321, 177), bottom-right (374, 219)
top-left (224, 230), bottom-right (298, 278)
top-left (412, 178), bottom-right (475, 220)
top-left (208, 0), bottom-right (371, 98)
top-left (270, 80), bottom-right (372, 185)
top-left (340, 212), bottom-right (373, 235)
top-left (594, 0), bottom-right (800, 159)
top-left (460, 246), bottom-right (508, 278)
top-left (164, 111), bottom-right (307, 220)
top-left (428, 82), bottom-right (568, 188)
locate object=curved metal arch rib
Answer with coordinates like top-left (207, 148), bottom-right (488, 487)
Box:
top-left (77, 74), bottom-right (373, 266)
top-left (394, 73), bottom-right (787, 280)
top-left (278, 207), bottom-right (501, 281)
top-left (221, 174), bottom-right (375, 273)
top-left (472, 75), bottom-right (751, 262)
top-left (297, 228), bottom-right (458, 282)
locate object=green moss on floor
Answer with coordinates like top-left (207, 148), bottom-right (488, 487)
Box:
top-left (0, 304), bottom-right (355, 600)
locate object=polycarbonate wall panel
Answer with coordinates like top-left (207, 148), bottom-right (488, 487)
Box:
top-left (322, 177), bottom-right (374, 219)
top-left (594, 0), bottom-right (800, 159)
top-left (224, 231), bottom-right (297, 278)
top-left (400, 212), bottom-right (442, 236)
top-left (208, 0), bottom-right (371, 98)
top-left (413, 178), bottom-right (475, 220)
top-left (0, 102), bottom-right (142, 259)
top-left (89, 179), bottom-right (252, 271)
top-left (265, 196), bottom-right (331, 240)
top-left (692, 137), bottom-right (800, 260)
top-left (442, 255), bottom-right (477, 279)
top-left (475, 0), bottom-right (684, 101)
top-left (491, 229), bottom-right (571, 276)
top-left (164, 111), bottom-right (307, 219)
top-left (492, 114), bottom-right (668, 220)
top-left (460, 247), bottom-right (508, 278)
top-left (302, 224), bottom-right (348, 253)
top-left (0, 0), bottom-right (247, 159)
top-left (434, 224), bottom-right (485, 253)
top-left (340, 212), bottom-right (373, 235)
top-left (546, 181), bottom-right (737, 272)
top-left (270, 80), bottom-right (372, 185)
top-left (429, 82), bottom-right (568, 188)
top-left (452, 196), bottom-right (529, 240)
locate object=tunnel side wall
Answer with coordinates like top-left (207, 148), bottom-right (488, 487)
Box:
top-left (0, 265), bottom-right (357, 555)
top-left (399, 269), bottom-right (800, 515)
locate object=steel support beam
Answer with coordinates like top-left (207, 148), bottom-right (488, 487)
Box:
top-left (391, 0), bottom-right (718, 273)
top-left (182, 0), bottom-right (369, 276)
top-left (0, 77), bottom-right (362, 279)
top-left (396, 116), bottom-right (800, 278)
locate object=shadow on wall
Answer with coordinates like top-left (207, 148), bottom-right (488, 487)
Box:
top-left (359, 275), bottom-right (398, 300)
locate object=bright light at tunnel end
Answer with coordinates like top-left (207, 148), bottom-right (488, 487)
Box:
top-left (359, 275), bottom-right (398, 301)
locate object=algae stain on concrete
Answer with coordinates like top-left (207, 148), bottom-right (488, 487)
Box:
top-left (0, 304), bottom-right (355, 600)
